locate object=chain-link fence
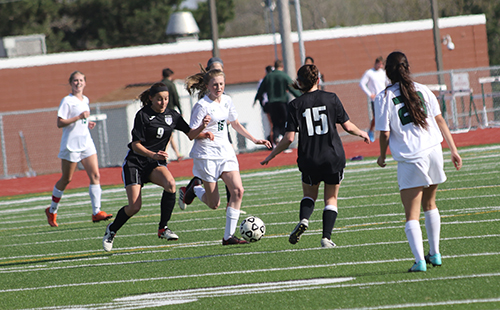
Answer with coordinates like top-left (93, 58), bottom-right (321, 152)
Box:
top-left (2, 66), bottom-right (500, 179)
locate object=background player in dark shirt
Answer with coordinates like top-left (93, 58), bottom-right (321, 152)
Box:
top-left (261, 64), bottom-right (370, 248)
top-left (103, 83), bottom-right (211, 252)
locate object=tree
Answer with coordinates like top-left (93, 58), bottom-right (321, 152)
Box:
top-left (191, 0), bottom-right (235, 39)
top-left (64, 0), bottom-right (183, 50)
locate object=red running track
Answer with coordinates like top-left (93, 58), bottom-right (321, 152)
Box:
top-left (1, 127), bottom-right (499, 197)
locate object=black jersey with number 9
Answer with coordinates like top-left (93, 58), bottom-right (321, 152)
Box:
top-left (285, 90), bottom-right (349, 174)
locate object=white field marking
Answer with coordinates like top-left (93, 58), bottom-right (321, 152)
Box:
top-left (18, 278), bottom-right (356, 310)
top-left (335, 298), bottom-right (500, 310)
top-left (2, 254), bottom-right (500, 294)
top-left (2, 233), bottom-right (499, 274)
top-left (1, 144), bottom-right (497, 208)
top-left (2, 205), bottom-right (499, 248)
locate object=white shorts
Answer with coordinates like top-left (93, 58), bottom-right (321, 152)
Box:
top-left (397, 145), bottom-right (447, 190)
top-left (192, 157), bottom-right (239, 183)
top-left (58, 144), bottom-right (97, 163)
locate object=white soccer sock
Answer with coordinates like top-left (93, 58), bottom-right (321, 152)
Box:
top-left (424, 208), bottom-right (441, 256)
top-left (224, 207), bottom-right (240, 240)
top-left (194, 185), bottom-right (205, 200)
top-left (89, 184), bottom-right (102, 215)
top-left (405, 220), bottom-right (425, 262)
top-left (49, 187), bottom-right (64, 213)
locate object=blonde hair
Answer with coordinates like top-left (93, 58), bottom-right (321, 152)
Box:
top-left (185, 69), bottom-right (225, 99)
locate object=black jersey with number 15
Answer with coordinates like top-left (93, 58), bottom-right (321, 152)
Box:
top-left (285, 90), bottom-right (350, 173)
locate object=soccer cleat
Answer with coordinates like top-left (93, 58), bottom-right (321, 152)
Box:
top-left (289, 218), bottom-right (308, 245)
top-left (425, 253), bottom-right (442, 267)
top-left (222, 236), bottom-right (249, 245)
top-left (408, 260), bottom-right (427, 272)
top-left (179, 177), bottom-right (202, 210)
top-left (45, 207), bottom-right (58, 227)
top-left (158, 227), bottom-right (179, 240)
top-left (92, 211), bottom-right (113, 223)
top-left (102, 223), bottom-right (116, 252)
top-left (368, 130), bottom-right (375, 142)
top-left (321, 238), bottom-right (337, 248)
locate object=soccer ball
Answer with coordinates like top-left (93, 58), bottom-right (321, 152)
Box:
top-left (239, 216), bottom-right (265, 242)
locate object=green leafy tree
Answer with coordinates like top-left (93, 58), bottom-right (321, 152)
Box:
top-left (191, 0), bottom-right (235, 39)
top-left (0, 0), bottom-right (72, 52)
top-left (64, 0), bottom-right (183, 50)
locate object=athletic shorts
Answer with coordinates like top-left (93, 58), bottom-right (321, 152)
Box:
top-left (192, 157), bottom-right (239, 183)
top-left (302, 169), bottom-right (344, 186)
top-left (58, 144), bottom-right (97, 163)
top-left (397, 145), bottom-right (447, 190)
top-left (122, 157), bottom-right (167, 187)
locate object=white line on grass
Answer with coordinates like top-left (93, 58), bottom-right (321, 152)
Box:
top-left (2, 258), bottom-right (499, 294)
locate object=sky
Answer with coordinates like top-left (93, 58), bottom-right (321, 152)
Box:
top-left (180, 0), bottom-right (203, 9)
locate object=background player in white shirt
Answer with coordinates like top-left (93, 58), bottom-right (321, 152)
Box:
top-left (359, 56), bottom-right (388, 142)
top-left (181, 69), bottom-right (272, 245)
top-left (45, 71), bottom-right (112, 227)
top-left (374, 51), bottom-right (462, 272)
top-left (261, 64), bottom-right (369, 248)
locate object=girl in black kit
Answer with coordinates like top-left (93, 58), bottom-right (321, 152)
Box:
top-left (103, 83), bottom-right (211, 251)
top-left (261, 64), bottom-right (370, 247)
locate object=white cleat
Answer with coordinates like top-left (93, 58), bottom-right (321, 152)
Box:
top-left (321, 238), bottom-right (337, 248)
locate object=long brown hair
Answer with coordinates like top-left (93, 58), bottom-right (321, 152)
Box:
top-left (292, 64), bottom-right (319, 93)
top-left (185, 69), bottom-right (225, 99)
top-left (385, 51), bottom-right (428, 129)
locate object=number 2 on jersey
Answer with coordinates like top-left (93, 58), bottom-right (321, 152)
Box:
top-left (303, 106), bottom-right (329, 136)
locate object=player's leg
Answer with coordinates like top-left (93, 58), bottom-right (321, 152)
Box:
top-left (149, 166), bottom-right (178, 240)
top-left (103, 184), bottom-right (141, 251)
top-left (289, 174), bottom-right (319, 245)
top-left (81, 153), bottom-right (112, 222)
top-left (219, 171), bottom-right (247, 244)
top-left (422, 184), bottom-right (442, 266)
top-left (46, 159), bottom-right (78, 227)
top-left (401, 186), bottom-right (426, 272)
top-left (321, 182), bottom-right (340, 248)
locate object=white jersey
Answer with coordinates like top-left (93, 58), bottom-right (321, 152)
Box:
top-left (359, 68), bottom-right (388, 98)
top-left (374, 82), bottom-right (443, 162)
top-left (189, 94), bottom-right (238, 159)
top-left (58, 94), bottom-right (94, 152)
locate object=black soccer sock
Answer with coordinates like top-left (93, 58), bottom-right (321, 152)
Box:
top-left (322, 210), bottom-right (338, 240)
top-left (109, 206), bottom-right (131, 233)
top-left (299, 197), bottom-right (315, 220)
top-left (225, 185), bottom-right (231, 205)
top-left (159, 190), bottom-right (176, 229)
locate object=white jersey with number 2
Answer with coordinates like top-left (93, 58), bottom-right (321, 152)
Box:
top-left (374, 82), bottom-right (443, 162)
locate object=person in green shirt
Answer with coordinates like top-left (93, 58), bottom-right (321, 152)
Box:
top-left (161, 68), bottom-right (183, 160)
top-left (255, 60), bottom-right (301, 147)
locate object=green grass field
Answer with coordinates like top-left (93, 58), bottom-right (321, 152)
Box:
top-left (1, 145), bottom-right (500, 310)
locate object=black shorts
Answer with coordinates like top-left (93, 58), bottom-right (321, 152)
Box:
top-left (301, 169), bottom-right (344, 186)
top-left (262, 102), bottom-right (272, 114)
top-left (122, 156), bottom-right (167, 187)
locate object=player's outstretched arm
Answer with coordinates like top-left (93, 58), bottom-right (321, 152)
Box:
top-left (261, 132), bottom-right (295, 165)
top-left (341, 120), bottom-right (370, 144)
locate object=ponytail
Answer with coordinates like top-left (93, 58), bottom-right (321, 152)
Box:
top-left (385, 51), bottom-right (428, 129)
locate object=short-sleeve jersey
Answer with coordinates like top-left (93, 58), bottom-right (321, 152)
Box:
top-left (58, 94), bottom-right (94, 152)
top-left (126, 105), bottom-right (190, 163)
top-left (189, 94), bottom-right (238, 159)
top-left (285, 90), bottom-right (350, 173)
top-left (359, 68), bottom-right (388, 98)
top-left (374, 82), bottom-right (443, 162)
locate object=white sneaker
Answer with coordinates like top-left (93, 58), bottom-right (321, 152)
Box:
top-left (102, 223), bottom-right (116, 252)
top-left (321, 238), bottom-right (337, 248)
top-left (158, 227), bottom-right (179, 240)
